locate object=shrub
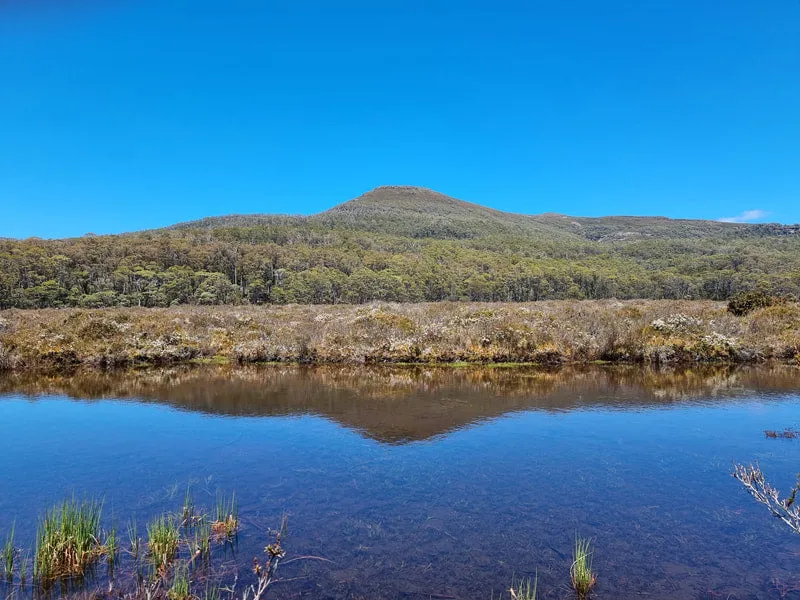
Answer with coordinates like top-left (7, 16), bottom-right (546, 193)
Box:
top-left (727, 290), bottom-right (781, 316)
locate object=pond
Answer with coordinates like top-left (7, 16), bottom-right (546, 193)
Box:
top-left (2, 364), bottom-right (800, 599)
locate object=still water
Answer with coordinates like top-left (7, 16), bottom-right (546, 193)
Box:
top-left (2, 365), bottom-right (800, 599)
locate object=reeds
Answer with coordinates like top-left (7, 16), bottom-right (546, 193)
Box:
top-left (181, 487), bottom-right (199, 528)
top-left (127, 519), bottom-right (141, 561)
top-left (570, 536), bottom-right (596, 599)
top-left (509, 574), bottom-right (537, 600)
top-left (147, 514), bottom-right (180, 571)
top-left (193, 521), bottom-right (211, 559)
top-left (168, 560), bottom-right (191, 600)
top-left (106, 526), bottom-right (118, 567)
top-left (18, 552), bottom-right (28, 583)
top-left (2, 522), bottom-right (14, 579)
top-left (212, 492), bottom-right (238, 539)
top-left (204, 582), bottom-right (221, 600)
top-left (34, 497), bottom-right (104, 582)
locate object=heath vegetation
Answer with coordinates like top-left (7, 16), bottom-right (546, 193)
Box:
top-left (1, 299), bottom-right (799, 371)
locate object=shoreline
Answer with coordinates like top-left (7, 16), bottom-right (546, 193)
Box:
top-left (1, 300), bottom-right (799, 372)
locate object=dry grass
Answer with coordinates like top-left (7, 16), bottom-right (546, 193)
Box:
top-left (1, 300), bottom-right (799, 371)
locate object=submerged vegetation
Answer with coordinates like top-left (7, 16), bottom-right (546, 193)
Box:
top-left (0, 489), bottom-right (600, 600)
top-left (0, 491), bottom-right (288, 600)
top-left (1, 299), bottom-right (800, 371)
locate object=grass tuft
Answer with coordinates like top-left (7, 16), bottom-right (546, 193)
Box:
top-left (204, 582), bottom-right (220, 600)
top-left (212, 492), bottom-right (238, 539)
top-left (127, 518), bottom-right (142, 561)
top-left (147, 514), bottom-right (180, 571)
top-left (570, 536), bottom-right (597, 599)
top-left (168, 560), bottom-right (191, 600)
top-left (2, 522), bottom-right (14, 579)
top-left (181, 486), bottom-right (198, 528)
top-left (193, 521), bottom-right (211, 559)
top-left (106, 526), bottom-right (118, 568)
top-left (19, 551), bottom-right (28, 583)
top-left (34, 497), bottom-right (104, 583)
top-left (509, 573), bottom-right (537, 600)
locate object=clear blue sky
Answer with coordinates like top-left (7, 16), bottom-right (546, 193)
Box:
top-left (1, 0), bottom-right (798, 239)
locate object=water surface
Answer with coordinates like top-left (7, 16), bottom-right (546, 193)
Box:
top-left (2, 365), bottom-right (800, 599)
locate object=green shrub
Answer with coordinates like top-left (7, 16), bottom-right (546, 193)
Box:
top-left (727, 290), bottom-right (781, 316)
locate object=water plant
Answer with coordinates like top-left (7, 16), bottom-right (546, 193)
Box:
top-left (192, 521), bottom-right (211, 560)
top-left (34, 497), bottom-right (104, 582)
top-left (204, 583), bottom-right (221, 600)
top-left (570, 536), bottom-right (596, 599)
top-left (181, 486), bottom-right (199, 528)
top-left (128, 519), bottom-right (141, 560)
top-left (19, 551), bottom-right (28, 583)
top-left (212, 492), bottom-right (238, 539)
top-left (168, 560), bottom-right (191, 600)
top-left (106, 526), bottom-right (118, 568)
top-left (509, 574), bottom-right (537, 600)
top-left (247, 525), bottom-right (286, 600)
top-left (2, 522), bottom-right (14, 579)
top-left (147, 514), bottom-right (180, 571)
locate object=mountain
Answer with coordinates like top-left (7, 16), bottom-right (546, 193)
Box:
top-left (172, 185), bottom-right (799, 242)
top-left (2, 185), bottom-right (800, 309)
top-left (313, 185), bottom-right (576, 239)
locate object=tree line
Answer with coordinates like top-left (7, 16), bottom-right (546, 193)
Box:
top-left (1, 222), bottom-right (799, 309)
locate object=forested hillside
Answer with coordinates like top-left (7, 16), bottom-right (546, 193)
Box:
top-left (2, 186), bottom-right (799, 309)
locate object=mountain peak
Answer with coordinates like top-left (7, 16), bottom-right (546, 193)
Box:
top-left (326, 185), bottom-right (502, 217)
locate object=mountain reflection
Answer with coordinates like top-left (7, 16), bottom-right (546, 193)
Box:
top-left (1, 364), bottom-right (799, 443)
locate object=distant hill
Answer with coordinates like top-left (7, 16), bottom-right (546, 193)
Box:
top-left (172, 185), bottom-right (800, 241)
top-left (2, 185), bottom-right (800, 309)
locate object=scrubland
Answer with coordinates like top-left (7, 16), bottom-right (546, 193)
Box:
top-left (1, 300), bottom-right (798, 371)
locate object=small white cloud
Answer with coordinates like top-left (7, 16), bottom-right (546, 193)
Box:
top-left (718, 209), bottom-right (769, 223)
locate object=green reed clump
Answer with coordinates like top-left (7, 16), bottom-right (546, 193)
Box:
top-left (168, 561), bottom-right (191, 600)
top-left (2, 522), bottom-right (14, 579)
top-left (106, 526), bottom-right (118, 567)
top-left (509, 574), bottom-right (537, 600)
top-left (193, 521), bottom-right (211, 559)
top-left (181, 487), bottom-right (198, 528)
top-left (127, 519), bottom-right (141, 561)
top-left (212, 492), bottom-right (238, 539)
top-left (34, 497), bottom-right (104, 582)
top-left (204, 582), bottom-right (220, 600)
top-left (147, 514), bottom-right (180, 571)
top-left (19, 552), bottom-right (28, 583)
top-left (570, 536), bottom-right (596, 599)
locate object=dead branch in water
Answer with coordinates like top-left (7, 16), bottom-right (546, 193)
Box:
top-left (733, 462), bottom-right (800, 534)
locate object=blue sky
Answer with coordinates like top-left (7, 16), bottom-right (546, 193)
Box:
top-left (1, 0), bottom-right (798, 239)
